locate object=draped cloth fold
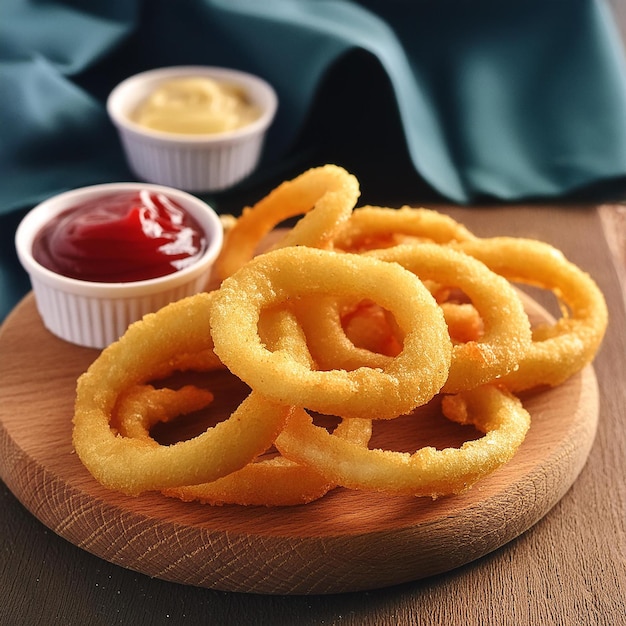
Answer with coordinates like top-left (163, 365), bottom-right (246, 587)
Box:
top-left (2, 0), bottom-right (626, 319)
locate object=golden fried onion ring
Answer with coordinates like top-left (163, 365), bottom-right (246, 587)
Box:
top-left (113, 384), bottom-right (367, 506)
top-left (73, 292), bottom-right (292, 496)
top-left (275, 385), bottom-right (531, 498)
top-left (163, 416), bottom-right (372, 507)
top-left (115, 385), bottom-right (215, 440)
top-left (213, 164), bottom-right (360, 280)
top-left (371, 244), bottom-right (532, 393)
top-left (453, 237), bottom-right (609, 390)
top-left (210, 246), bottom-right (452, 420)
top-left (331, 205), bottom-right (476, 252)
top-left (115, 308), bottom-right (373, 506)
top-left (293, 296), bottom-right (401, 371)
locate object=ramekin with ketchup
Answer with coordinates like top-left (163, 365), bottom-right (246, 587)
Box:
top-left (15, 183), bottom-right (223, 349)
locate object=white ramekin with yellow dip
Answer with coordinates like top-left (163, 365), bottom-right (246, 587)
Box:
top-left (107, 66), bottom-right (278, 192)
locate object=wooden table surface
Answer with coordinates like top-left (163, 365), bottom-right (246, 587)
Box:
top-left (1, 195), bottom-right (625, 625)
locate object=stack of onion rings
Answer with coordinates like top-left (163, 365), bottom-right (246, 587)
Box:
top-left (290, 243), bottom-right (532, 393)
top-left (73, 165), bottom-right (608, 506)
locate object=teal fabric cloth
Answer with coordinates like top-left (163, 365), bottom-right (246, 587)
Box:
top-left (2, 0), bottom-right (626, 320)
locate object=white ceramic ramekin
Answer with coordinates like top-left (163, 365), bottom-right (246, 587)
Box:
top-left (15, 182), bottom-right (224, 349)
top-left (107, 66), bottom-right (278, 192)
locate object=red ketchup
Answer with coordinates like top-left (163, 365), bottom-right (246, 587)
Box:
top-left (32, 190), bottom-right (207, 282)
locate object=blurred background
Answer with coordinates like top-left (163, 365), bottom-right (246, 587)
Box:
top-left (3, 0), bottom-right (626, 319)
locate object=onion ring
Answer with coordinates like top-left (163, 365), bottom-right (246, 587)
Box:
top-left (453, 237), bottom-right (609, 390)
top-left (163, 416), bottom-right (372, 507)
top-left (293, 244), bottom-right (531, 392)
top-left (372, 244), bottom-right (532, 392)
top-left (73, 292), bottom-right (292, 496)
top-left (213, 164), bottom-right (360, 280)
top-left (275, 384), bottom-right (531, 498)
top-left (293, 296), bottom-right (401, 370)
top-left (331, 205), bottom-right (476, 252)
top-left (114, 385), bottom-right (215, 440)
top-left (116, 307), bottom-right (373, 506)
top-left (210, 246), bottom-right (452, 420)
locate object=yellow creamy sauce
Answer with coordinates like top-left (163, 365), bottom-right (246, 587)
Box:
top-left (132, 77), bottom-right (261, 135)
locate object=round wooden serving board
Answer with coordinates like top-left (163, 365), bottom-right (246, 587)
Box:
top-left (0, 293), bottom-right (598, 595)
